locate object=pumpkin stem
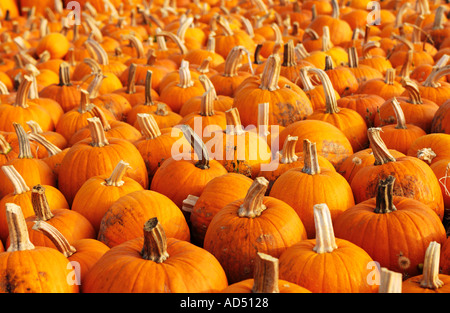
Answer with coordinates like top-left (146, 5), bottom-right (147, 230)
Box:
top-left (298, 67), bottom-right (315, 91)
top-left (312, 203), bottom-right (338, 253)
top-left (280, 135), bottom-right (298, 164)
top-left (390, 98), bottom-right (407, 129)
top-left (5, 203), bottom-right (35, 252)
top-left (253, 44), bottom-right (264, 65)
top-left (154, 29), bottom-right (188, 55)
top-left (58, 62), bottom-right (72, 86)
top-left (257, 102), bottom-right (270, 137)
top-left (199, 75), bottom-right (218, 99)
top-left (308, 67), bottom-right (339, 114)
top-left (238, 177), bottom-right (268, 218)
top-left (141, 217), bottom-right (170, 262)
top-left (87, 117), bottom-right (109, 147)
top-left (1, 165), bottom-right (30, 195)
top-left (137, 113), bottom-right (162, 139)
top-left (26, 120), bottom-right (43, 134)
top-left (282, 40), bottom-right (296, 67)
top-left (347, 46), bottom-right (359, 68)
top-left (177, 60), bottom-right (194, 88)
top-left (432, 6), bottom-right (446, 30)
top-left (155, 103), bottom-right (169, 117)
top-left (31, 184), bottom-right (54, 221)
top-left (78, 89), bottom-right (94, 114)
top-left (143, 70), bottom-right (154, 106)
top-left (85, 39), bottom-right (109, 65)
top-left (181, 194), bottom-right (199, 215)
top-left (13, 123), bottom-right (33, 159)
top-left (324, 55), bottom-right (334, 71)
top-left (252, 252), bottom-right (280, 293)
top-left (384, 68), bottom-right (396, 86)
top-left (91, 106), bottom-right (112, 132)
top-left (379, 267), bottom-right (403, 293)
top-left (394, 2), bottom-right (411, 28)
top-left (13, 75), bottom-right (32, 108)
top-left (225, 108), bottom-right (245, 135)
top-left (216, 14), bottom-right (234, 36)
top-left (398, 50), bottom-right (413, 80)
top-left (223, 46), bottom-right (252, 77)
top-left (181, 124), bottom-right (210, 169)
top-left (196, 57), bottom-right (212, 75)
top-left (368, 128), bottom-right (397, 165)
top-left (105, 160), bottom-right (130, 187)
top-left (417, 148), bottom-right (436, 164)
top-left (177, 16), bottom-right (193, 44)
top-left (420, 241), bottom-right (444, 289)
top-left (27, 133), bottom-right (62, 157)
top-left (124, 34), bottom-right (145, 59)
top-left (330, 0), bottom-right (340, 19)
top-left (259, 53), bottom-right (281, 91)
top-left (302, 139), bottom-right (321, 175)
top-left (32, 220), bottom-right (76, 257)
top-left (0, 134), bottom-right (12, 155)
top-left (321, 26), bottom-right (333, 52)
top-left (422, 65), bottom-right (450, 88)
top-left (200, 88), bottom-right (215, 116)
top-left (401, 78), bottom-right (423, 104)
top-left (374, 175), bottom-right (397, 213)
top-left (126, 63), bottom-right (137, 95)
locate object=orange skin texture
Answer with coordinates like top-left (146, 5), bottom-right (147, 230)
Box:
top-left (31, 97), bottom-right (64, 127)
top-left (348, 65), bottom-right (383, 85)
top-left (0, 247), bottom-right (79, 293)
top-left (325, 66), bottom-right (359, 97)
top-left (178, 111), bottom-right (227, 139)
top-left (407, 133), bottom-right (450, 165)
top-left (306, 15), bottom-right (353, 46)
top-left (39, 83), bottom-right (82, 113)
top-left (431, 100), bottom-right (450, 134)
top-left (379, 124), bottom-right (427, 154)
top-left (277, 120), bottom-right (354, 168)
top-left (278, 238), bottom-right (379, 293)
top-left (270, 167), bottom-right (355, 239)
top-left (336, 93), bottom-right (385, 127)
top-left (214, 30), bottom-right (256, 59)
top-left (333, 196), bottom-right (447, 278)
top-left (97, 190), bottom-right (190, 248)
top-left (204, 196), bottom-right (308, 284)
top-left (150, 153), bottom-right (228, 208)
top-left (221, 279), bottom-right (311, 293)
top-left (57, 137), bottom-right (149, 205)
top-left (71, 175), bottom-right (145, 234)
top-left (209, 71), bottom-right (253, 98)
top-left (0, 102), bottom-right (54, 133)
top-left (36, 33), bottom-right (70, 60)
top-left (91, 93), bottom-right (133, 122)
top-left (82, 236), bottom-right (228, 293)
top-left (180, 94), bottom-right (233, 117)
top-left (417, 83), bottom-right (450, 108)
top-left (303, 85), bottom-right (341, 111)
top-left (158, 79), bottom-right (205, 114)
top-left (430, 159), bottom-right (450, 209)
top-left (190, 173), bottom-right (253, 246)
top-left (374, 96), bottom-right (439, 133)
top-left (336, 148), bottom-right (405, 184)
top-left (350, 156), bottom-right (445, 220)
top-left (441, 238), bottom-right (450, 275)
top-left (402, 275), bottom-right (450, 293)
top-left (356, 78), bottom-right (405, 100)
top-left (0, 185), bottom-right (69, 245)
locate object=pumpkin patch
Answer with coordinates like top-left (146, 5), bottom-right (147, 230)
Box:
top-left (0, 0), bottom-right (448, 297)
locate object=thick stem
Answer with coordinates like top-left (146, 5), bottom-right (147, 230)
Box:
top-left (0, 134), bottom-right (12, 155)
top-left (137, 113), bottom-right (162, 139)
top-left (144, 70), bottom-right (154, 106)
top-left (124, 35), bottom-right (145, 59)
top-left (422, 65), bottom-right (450, 88)
top-left (26, 120), bottom-right (43, 135)
top-left (348, 46), bottom-right (359, 68)
top-left (177, 16), bottom-right (194, 43)
top-left (105, 160), bottom-right (130, 187)
top-left (32, 220), bottom-right (76, 257)
top-left (237, 177), bottom-right (268, 218)
top-left (181, 194), bottom-right (199, 214)
top-left (259, 53), bottom-right (281, 91)
top-left (13, 123), bottom-right (33, 159)
top-left (282, 40), bottom-right (296, 67)
top-left (31, 184), bottom-right (54, 221)
top-left (87, 117), bottom-right (109, 147)
top-left (374, 175), bottom-right (397, 213)
top-left (197, 57), bottom-right (212, 75)
top-left (417, 148), bottom-right (436, 164)
top-left (368, 128), bottom-right (397, 165)
top-left (13, 75), bottom-right (32, 108)
top-left (252, 252), bottom-right (280, 293)
top-left (86, 72), bottom-right (104, 99)
top-left (280, 135), bottom-right (298, 164)
top-left (85, 39), bottom-right (109, 65)
top-left (401, 78), bottom-right (423, 104)
top-left (312, 203), bottom-right (337, 253)
top-left (78, 89), bottom-right (94, 114)
top-left (199, 75), bottom-right (218, 99)
top-left (223, 46), bottom-right (247, 77)
top-left (258, 102), bottom-right (270, 137)
top-left (180, 125), bottom-right (210, 169)
top-left (27, 133), bottom-right (62, 157)
top-left (432, 6), bottom-right (446, 30)
top-left (384, 68), bottom-right (396, 86)
top-left (225, 108), bottom-right (245, 135)
top-left (324, 55), bottom-right (334, 71)
top-left (308, 68), bottom-right (339, 114)
top-left (302, 139), bottom-right (321, 175)
top-left (330, 0), bottom-right (340, 19)
top-left (200, 88), bottom-right (215, 116)
top-left (1, 165), bottom-right (30, 195)
top-left (126, 63), bottom-right (138, 94)
top-left (141, 217), bottom-right (169, 263)
top-left (304, 28), bottom-right (320, 40)
top-left (216, 15), bottom-right (234, 36)
top-left (420, 241), bottom-right (444, 289)
top-left (321, 26), bottom-right (333, 52)
top-left (379, 267), bottom-right (403, 293)
top-left (177, 60), bottom-right (194, 88)
top-left (6, 203), bottom-right (35, 252)
top-left (91, 106), bottom-right (111, 132)
top-left (390, 98), bottom-right (407, 129)
top-left (154, 30), bottom-right (188, 55)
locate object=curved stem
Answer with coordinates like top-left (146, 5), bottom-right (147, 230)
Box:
top-left (384, 68), bottom-right (396, 86)
top-left (177, 60), bottom-right (194, 88)
top-left (123, 34), bottom-right (145, 59)
top-left (368, 128), bottom-right (397, 165)
top-left (196, 57), bottom-right (212, 75)
top-left (312, 203), bottom-right (337, 253)
top-left (137, 113), bottom-right (162, 139)
top-left (105, 160), bottom-right (130, 187)
top-left (216, 15), bottom-right (234, 36)
top-left (420, 241), bottom-right (444, 289)
top-left (14, 123), bottom-right (33, 159)
top-left (31, 184), bottom-right (54, 221)
top-left (237, 177), bottom-right (268, 218)
top-left (308, 68), bottom-right (339, 114)
top-left (304, 28), bottom-right (320, 40)
top-left (154, 29), bottom-right (188, 55)
top-left (176, 16), bottom-right (193, 43)
top-left (26, 120), bottom-right (43, 135)
top-left (374, 175), bottom-right (397, 213)
top-left (259, 53), bottom-right (281, 91)
top-left (223, 46), bottom-right (245, 77)
top-left (180, 124), bottom-right (210, 169)
top-left (252, 252), bottom-right (280, 293)
top-left (1, 165), bottom-right (30, 195)
top-left (85, 39), bottom-right (109, 65)
top-left (78, 89), bottom-right (94, 114)
top-left (141, 217), bottom-right (169, 263)
top-left (144, 70), bottom-right (154, 106)
top-left (302, 139), bottom-right (321, 175)
top-left (91, 106), bottom-right (111, 132)
top-left (87, 117), bottom-right (109, 147)
top-left (0, 134), bottom-right (12, 155)
top-left (282, 40), bottom-right (296, 67)
top-left (200, 88), bottom-right (215, 116)
top-left (391, 98), bottom-right (407, 129)
top-left (395, 2), bottom-right (411, 28)
top-left (422, 65), bottom-right (450, 88)
top-left (126, 63), bottom-right (138, 94)
top-left (432, 6), bottom-right (446, 30)
top-left (32, 220), bottom-right (76, 257)
top-left (58, 62), bottom-right (72, 86)
top-left (280, 135), bottom-right (298, 164)
top-left (6, 203), bottom-right (35, 252)
top-left (401, 78), bottom-right (423, 104)
top-left (321, 26), bottom-right (333, 52)
top-left (13, 76), bottom-right (32, 108)
top-left (226, 108), bottom-right (245, 135)
top-left (27, 133), bottom-right (62, 157)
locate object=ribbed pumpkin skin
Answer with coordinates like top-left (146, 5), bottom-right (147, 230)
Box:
top-left (221, 279), bottom-right (311, 293)
top-left (333, 196), bottom-right (447, 278)
top-left (203, 197), bottom-right (307, 284)
top-left (82, 237), bottom-right (228, 293)
top-left (350, 156), bottom-right (445, 220)
top-left (278, 238), bottom-right (378, 293)
top-left (97, 190), bottom-right (190, 248)
top-left (57, 137), bottom-right (149, 205)
top-left (402, 275), bottom-right (450, 293)
top-left (0, 247), bottom-right (79, 293)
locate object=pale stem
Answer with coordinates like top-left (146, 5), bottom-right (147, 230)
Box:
top-left (312, 203), bottom-right (338, 253)
top-left (237, 177), bottom-right (268, 218)
top-left (6, 203), bottom-right (35, 252)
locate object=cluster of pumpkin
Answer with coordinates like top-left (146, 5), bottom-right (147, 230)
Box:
top-left (0, 0), bottom-right (449, 293)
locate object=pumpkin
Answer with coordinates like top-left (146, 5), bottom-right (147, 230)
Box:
top-left (346, 46), bottom-right (383, 85)
top-left (429, 159), bottom-right (450, 210)
top-left (442, 238), bottom-right (450, 275)
top-left (278, 203), bottom-right (378, 293)
top-left (35, 32), bottom-right (70, 60)
top-left (0, 133), bottom-right (19, 167)
top-left (0, 203), bottom-right (79, 293)
top-left (406, 134), bottom-right (450, 165)
top-left (184, 32), bottom-right (225, 69)
top-left (418, 64), bottom-right (450, 107)
top-left (336, 93), bottom-right (385, 128)
top-left (270, 139), bottom-right (354, 238)
top-left (221, 252), bottom-right (311, 293)
top-left (57, 117), bottom-right (148, 205)
top-left (431, 99), bottom-right (450, 134)
top-left (204, 177), bottom-right (307, 284)
top-left (334, 176), bottom-right (446, 278)
top-left (324, 55), bottom-right (359, 97)
top-left (356, 68), bottom-right (405, 100)
top-left (402, 241), bottom-right (450, 293)
top-left (84, 217), bottom-right (227, 293)
top-left (358, 41), bottom-right (392, 75)
top-left (350, 128), bottom-right (445, 220)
